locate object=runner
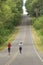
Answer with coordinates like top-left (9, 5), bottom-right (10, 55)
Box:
top-left (7, 42), bottom-right (11, 55)
top-left (19, 42), bottom-right (23, 54)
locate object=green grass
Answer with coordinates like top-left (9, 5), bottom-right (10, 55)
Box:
top-left (32, 26), bottom-right (43, 52)
top-left (0, 27), bottom-right (19, 50)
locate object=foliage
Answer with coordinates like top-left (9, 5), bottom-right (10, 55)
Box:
top-left (26, 0), bottom-right (43, 48)
top-left (33, 16), bottom-right (43, 35)
top-left (26, 0), bottom-right (43, 16)
top-left (33, 16), bottom-right (43, 29)
top-left (0, 0), bottom-right (22, 45)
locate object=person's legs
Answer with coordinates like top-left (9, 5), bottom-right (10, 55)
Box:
top-left (8, 48), bottom-right (10, 55)
top-left (19, 47), bottom-right (22, 54)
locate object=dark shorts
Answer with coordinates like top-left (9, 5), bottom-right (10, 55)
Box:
top-left (8, 48), bottom-right (10, 52)
top-left (19, 47), bottom-right (22, 50)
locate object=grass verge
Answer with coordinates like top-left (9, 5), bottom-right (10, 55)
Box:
top-left (0, 26), bottom-right (19, 50)
top-left (31, 26), bottom-right (43, 52)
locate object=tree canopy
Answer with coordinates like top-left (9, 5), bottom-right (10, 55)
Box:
top-left (0, 0), bottom-right (22, 45)
top-left (26, 0), bottom-right (43, 16)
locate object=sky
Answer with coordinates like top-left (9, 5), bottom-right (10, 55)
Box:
top-left (23, 0), bottom-right (26, 4)
top-left (22, 0), bottom-right (28, 15)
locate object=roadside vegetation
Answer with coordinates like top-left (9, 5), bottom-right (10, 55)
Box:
top-left (26, 0), bottom-right (43, 52)
top-left (0, 0), bottom-right (22, 49)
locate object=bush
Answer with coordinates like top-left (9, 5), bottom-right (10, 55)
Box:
top-left (33, 16), bottom-right (43, 30)
top-left (31, 17), bottom-right (36, 25)
top-left (40, 29), bottom-right (43, 35)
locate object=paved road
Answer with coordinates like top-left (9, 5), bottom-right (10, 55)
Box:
top-left (0, 16), bottom-right (43, 65)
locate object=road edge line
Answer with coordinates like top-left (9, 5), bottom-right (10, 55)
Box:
top-left (33, 44), bottom-right (43, 62)
top-left (30, 26), bottom-right (43, 63)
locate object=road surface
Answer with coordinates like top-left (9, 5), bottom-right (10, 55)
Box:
top-left (0, 16), bottom-right (43, 65)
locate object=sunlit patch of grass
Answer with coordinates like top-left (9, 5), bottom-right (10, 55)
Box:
top-left (31, 26), bottom-right (43, 52)
top-left (0, 27), bottom-right (19, 50)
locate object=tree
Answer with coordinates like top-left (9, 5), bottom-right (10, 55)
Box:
top-left (26, 0), bottom-right (43, 16)
top-left (0, 0), bottom-right (23, 45)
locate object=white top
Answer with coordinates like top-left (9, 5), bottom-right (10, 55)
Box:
top-left (19, 43), bottom-right (23, 48)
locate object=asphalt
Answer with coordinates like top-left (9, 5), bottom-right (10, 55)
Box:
top-left (0, 15), bottom-right (43, 65)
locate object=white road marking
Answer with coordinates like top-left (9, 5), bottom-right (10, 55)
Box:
top-left (5, 26), bottom-right (26, 65)
top-left (33, 45), bottom-right (43, 62)
top-left (30, 26), bottom-right (43, 63)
